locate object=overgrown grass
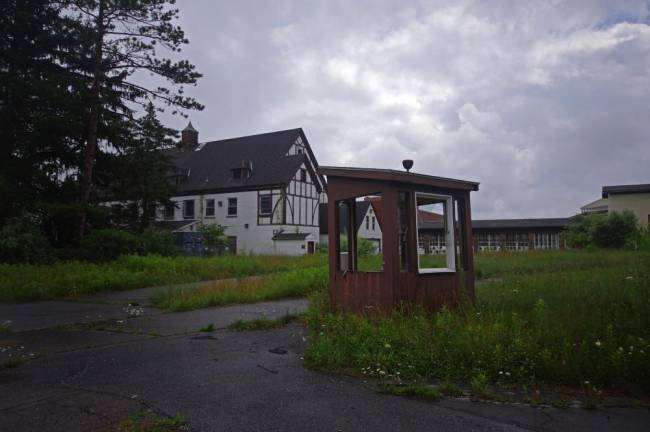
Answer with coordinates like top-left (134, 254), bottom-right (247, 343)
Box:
top-left (0, 253), bottom-right (324, 302)
top-left (116, 410), bottom-right (186, 432)
top-left (228, 313), bottom-right (303, 331)
top-left (378, 383), bottom-right (441, 400)
top-left (306, 250), bottom-right (650, 397)
top-left (152, 267), bottom-right (327, 311)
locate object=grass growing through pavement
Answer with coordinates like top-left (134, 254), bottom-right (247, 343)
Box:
top-left (306, 250), bottom-right (650, 398)
top-left (152, 267), bottom-right (327, 311)
top-left (0, 253), bottom-right (324, 302)
top-left (199, 323), bottom-right (215, 332)
top-left (116, 410), bottom-right (186, 432)
top-left (228, 313), bottom-right (303, 331)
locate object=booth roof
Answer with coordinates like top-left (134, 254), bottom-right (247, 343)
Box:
top-left (318, 166), bottom-right (479, 191)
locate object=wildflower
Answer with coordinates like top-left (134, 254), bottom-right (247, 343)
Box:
top-left (384, 343), bottom-right (391, 349)
top-left (512, 289), bottom-right (519, 294)
top-left (584, 380), bottom-right (590, 385)
top-left (594, 340), bottom-right (602, 347)
top-left (625, 276), bottom-right (633, 280)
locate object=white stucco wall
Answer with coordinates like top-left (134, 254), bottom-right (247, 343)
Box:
top-left (273, 234), bottom-right (316, 256)
top-left (158, 189), bottom-right (319, 255)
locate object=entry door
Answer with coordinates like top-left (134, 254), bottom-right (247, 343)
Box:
top-left (307, 241), bottom-right (315, 254)
top-left (227, 236), bottom-right (237, 255)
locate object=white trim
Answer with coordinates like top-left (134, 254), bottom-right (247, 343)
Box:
top-left (415, 192), bottom-right (456, 274)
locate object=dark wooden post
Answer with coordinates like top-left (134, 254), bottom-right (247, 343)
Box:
top-left (346, 200), bottom-right (356, 272)
top-left (382, 188), bottom-right (399, 311)
top-left (327, 196), bottom-right (339, 308)
top-left (461, 192), bottom-right (475, 303)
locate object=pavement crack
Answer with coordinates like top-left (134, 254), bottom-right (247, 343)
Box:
top-left (257, 364), bottom-right (279, 375)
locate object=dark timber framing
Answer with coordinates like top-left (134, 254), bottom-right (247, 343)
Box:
top-left (319, 165), bottom-right (479, 314)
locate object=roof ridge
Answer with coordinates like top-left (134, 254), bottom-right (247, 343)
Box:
top-left (198, 128), bottom-right (302, 146)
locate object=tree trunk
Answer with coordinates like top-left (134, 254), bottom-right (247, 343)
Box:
top-left (78, 0), bottom-right (105, 238)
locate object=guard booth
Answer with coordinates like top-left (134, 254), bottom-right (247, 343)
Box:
top-left (318, 164), bottom-right (479, 313)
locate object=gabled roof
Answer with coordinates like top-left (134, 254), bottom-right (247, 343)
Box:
top-left (319, 201), bottom-right (377, 235)
top-left (164, 128), bottom-right (322, 195)
top-left (602, 184), bottom-right (650, 198)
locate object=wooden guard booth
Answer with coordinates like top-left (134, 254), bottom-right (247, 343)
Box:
top-left (318, 166), bottom-right (479, 314)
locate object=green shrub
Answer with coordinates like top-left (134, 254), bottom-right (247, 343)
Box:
top-left (357, 237), bottom-right (377, 256)
top-left (592, 210), bottom-right (638, 248)
top-left (566, 214), bottom-right (602, 249)
top-left (139, 228), bottom-right (178, 256)
top-left (567, 211), bottom-right (639, 249)
top-left (0, 219), bottom-right (54, 264)
top-left (78, 229), bottom-right (140, 262)
top-left (198, 223), bottom-right (228, 255)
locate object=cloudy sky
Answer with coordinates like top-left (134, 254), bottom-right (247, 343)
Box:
top-left (165, 0), bottom-right (650, 219)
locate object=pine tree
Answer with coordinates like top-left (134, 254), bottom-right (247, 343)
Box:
top-left (0, 0), bottom-right (82, 225)
top-left (66, 0), bottom-right (203, 236)
top-left (100, 102), bottom-right (178, 230)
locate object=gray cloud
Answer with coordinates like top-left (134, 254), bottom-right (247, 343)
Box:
top-left (166, 0), bottom-right (650, 218)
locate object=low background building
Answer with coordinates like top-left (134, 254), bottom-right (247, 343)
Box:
top-left (581, 183), bottom-right (650, 229)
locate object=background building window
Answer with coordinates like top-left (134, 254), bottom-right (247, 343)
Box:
top-left (183, 200), bottom-right (195, 219)
top-left (163, 202), bottom-right (175, 220)
top-left (372, 216), bottom-right (376, 230)
top-left (205, 199), bottom-right (215, 217)
top-left (300, 168), bottom-right (307, 182)
top-left (259, 195), bottom-right (272, 215)
top-left (227, 198), bottom-right (237, 217)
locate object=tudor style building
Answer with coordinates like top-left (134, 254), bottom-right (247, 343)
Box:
top-left (157, 123), bottom-right (324, 255)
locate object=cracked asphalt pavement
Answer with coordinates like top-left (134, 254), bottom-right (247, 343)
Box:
top-left (1, 295), bottom-right (649, 432)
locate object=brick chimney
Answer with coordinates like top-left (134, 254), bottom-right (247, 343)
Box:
top-left (180, 121), bottom-right (198, 150)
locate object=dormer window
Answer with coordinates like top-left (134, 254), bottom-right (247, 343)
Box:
top-left (232, 161), bottom-right (253, 179)
top-left (300, 168), bottom-right (307, 182)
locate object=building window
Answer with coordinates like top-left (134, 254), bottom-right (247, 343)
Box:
top-left (372, 217), bottom-right (376, 230)
top-left (297, 148), bottom-right (303, 154)
top-left (227, 197), bottom-right (237, 217)
top-left (183, 200), bottom-right (195, 219)
top-left (259, 195), bottom-right (272, 216)
top-left (505, 233), bottom-right (529, 251)
top-left (163, 202), bottom-right (175, 220)
top-left (300, 168), bottom-right (307, 182)
top-left (205, 199), bottom-right (215, 217)
top-left (534, 233), bottom-right (559, 250)
top-left (366, 216), bottom-right (370, 230)
top-left (478, 233), bottom-right (499, 252)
